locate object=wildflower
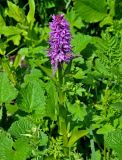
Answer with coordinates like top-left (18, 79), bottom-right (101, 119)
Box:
top-left (48, 14), bottom-right (73, 71)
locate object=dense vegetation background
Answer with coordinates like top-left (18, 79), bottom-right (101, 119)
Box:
top-left (0, 0), bottom-right (122, 159)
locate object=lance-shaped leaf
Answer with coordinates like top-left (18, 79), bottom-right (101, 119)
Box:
top-left (27, 0), bottom-right (35, 24)
top-left (0, 14), bottom-right (5, 26)
top-left (67, 127), bottom-right (88, 147)
top-left (45, 81), bottom-right (58, 120)
top-left (0, 26), bottom-right (22, 36)
top-left (7, 1), bottom-right (26, 23)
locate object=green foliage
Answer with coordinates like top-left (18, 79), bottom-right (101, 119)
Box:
top-left (0, 0), bottom-right (122, 159)
top-left (45, 81), bottom-right (58, 120)
top-left (67, 128), bottom-right (88, 147)
top-left (0, 72), bottom-right (18, 104)
top-left (0, 131), bottom-right (13, 160)
top-left (17, 80), bottom-right (45, 113)
top-left (71, 33), bottom-right (92, 53)
top-left (67, 102), bottom-right (87, 121)
top-left (27, 0), bottom-right (35, 25)
top-left (74, 0), bottom-right (107, 22)
top-left (105, 129), bottom-right (122, 160)
top-left (6, 1), bottom-right (25, 23)
top-left (8, 117), bottom-right (36, 138)
top-left (0, 131), bottom-right (31, 160)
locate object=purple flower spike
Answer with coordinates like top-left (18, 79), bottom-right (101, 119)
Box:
top-left (48, 14), bottom-right (73, 71)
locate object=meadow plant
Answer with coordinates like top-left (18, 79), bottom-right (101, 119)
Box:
top-left (48, 14), bottom-right (73, 71)
top-left (0, 0), bottom-right (122, 160)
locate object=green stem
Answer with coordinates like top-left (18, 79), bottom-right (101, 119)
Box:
top-left (57, 64), bottom-right (68, 146)
top-left (58, 64), bottom-right (64, 106)
top-left (104, 141), bottom-right (106, 160)
top-left (107, 149), bottom-right (110, 160)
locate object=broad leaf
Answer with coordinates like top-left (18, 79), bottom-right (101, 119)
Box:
top-left (74, 0), bottom-right (107, 22)
top-left (12, 138), bottom-right (31, 160)
top-left (17, 80), bottom-right (45, 113)
top-left (105, 129), bottom-right (122, 159)
top-left (0, 131), bottom-right (13, 160)
top-left (66, 9), bottom-right (85, 29)
top-left (97, 124), bottom-right (115, 134)
top-left (8, 117), bottom-right (36, 138)
top-left (67, 102), bottom-right (87, 121)
top-left (0, 131), bottom-right (31, 160)
top-left (71, 34), bottom-right (92, 53)
top-left (39, 131), bottom-right (48, 146)
top-left (24, 68), bottom-right (43, 82)
top-left (0, 72), bottom-right (18, 104)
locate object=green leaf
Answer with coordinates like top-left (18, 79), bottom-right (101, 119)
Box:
top-left (105, 129), bottom-right (122, 159)
top-left (14, 48), bottom-right (29, 69)
top-left (13, 54), bottom-right (23, 69)
top-left (0, 72), bottom-right (18, 104)
top-left (6, 103), bottom-right (18, 114)
top-left (95, 59), bottom-right (110, 76)
top-left (46, 81), bottom-right (58, 120)
top-left (17, 80), bottom-right (45, 113)
top-left (39, 131), bottom-right (48, 146)
top-left (12, 138), bottom-right (31, 160)
top-left (0, 26), bottom-right (22, 36)
top-left (7, 34), bottom-right (21, 45)
top-left (39, 65), bottom-right (53, 79)
top-left (97, 124), bottom-right (115, 134)
top-left (74, 0), bottom-right (107, 22)
top-left (24, 68), bottom-right (43, 82)
top-left (73, 69), bottom-right (84, 79)
top-left (67, 127), bottom-right (88, 147)
top-left (58, 116), bottom-right (68, 146)
top-left (66, 9), bottom-right (85, 29)
top-left (0, 14), bottom-right (5, 26)
top-left (18, 47), bottom-right (29, 56)
top-left (67, 102), bottom-right (87, 121)
top-left (0, 131), bottom-right (13, 160)
top-left (99, 15), bottom-right (113, 27)
top-left (111, 102), bottom-right (122, 110)
top-left (0, 131), bottom-right (31, 160)
top-left (0, 41), bottom-right (7, 55)
top-left (94, 150), bottom-right (101, 160)
top-left (27, 0), bottom-right (35, 25)
top-left (46, 1), bottom-right (55, 9)
top-left (71, 34), bottom-right (92, 53)
top-left (7, 1), bottom-right (25, 23)
top-left (8, 117), bottom-right (36, 138)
